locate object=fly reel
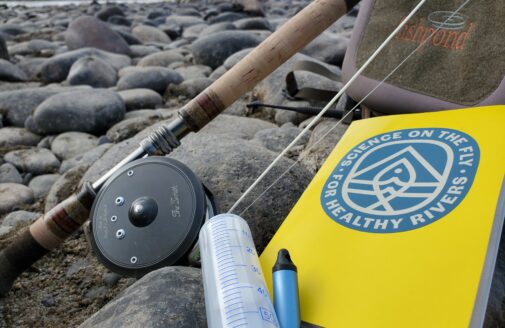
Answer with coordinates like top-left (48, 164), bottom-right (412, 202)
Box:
top-left (88, 156), bottom-right (216, 277)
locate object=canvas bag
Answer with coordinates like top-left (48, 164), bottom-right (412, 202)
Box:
top-left (342, 0), bottom-right (505, 114)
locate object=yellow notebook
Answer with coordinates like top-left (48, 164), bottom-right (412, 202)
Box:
top-left (260, 106), bottom-right (505, 328)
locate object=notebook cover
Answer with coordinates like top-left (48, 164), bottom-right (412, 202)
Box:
top-left (260, 105), bottom-right (505, 327)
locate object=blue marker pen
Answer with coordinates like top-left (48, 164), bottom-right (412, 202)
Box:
top-left (273, 249), bottom-right (300, 328)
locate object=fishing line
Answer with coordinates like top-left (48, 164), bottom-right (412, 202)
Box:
top-left (229, 0), bottom-right (471, 215)
top-left (227, 0), bottom-right (427, 214)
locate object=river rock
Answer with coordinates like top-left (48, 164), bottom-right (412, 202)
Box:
top-left (26, 89), bottom-right (125, 135)
top-left (38, 48), bottom-right (131, 83)
top-left (45, 164), bottom-right (89, 212)
top-left (28, 173), bottom-right (60, 199)
top-left (137, 50), bottom-right (185, 67)
top-left (199, 22), bottom-right (236, 36)
top-left (96, 6), bottom-right (125, 22)
top-left (4, 148), bottom-right (60, 175)
top-left (190, 30), bottom-right (262, 69)
top-left (174, 65), bottom-right (212, 80)
top-left (0, 86), bottom-right (90, 127)
top-left (253, 124), bottom-right (309, 152)
top-left (165, 15), bottom-right (204, 28)
top-left (65, 16), bottom-right (131, 55)
top-left (0, 35), bottom-right (8, 60)
top-left (299, 118), bottom-right (349, 172)
top-left (0, 183), bottom-right (34, 214)
top-left (8, 39), bottom-right (57, 57)
top-left (66, 56), bottom-right (117, 88)
top-left (78, 267), bottom-right (206, 328)
top-left (51, 132), bottom-right (98, 160)
top-left (233, 0), bottom-right (265, 16)
top-left (223, 47), bottom-right (253, 69)
top-left (130, 45), bottom-right (160, 58)
top-left (106, 115), bottom-right (163, 143)
top-left (132, 25), bottom-right (171, 44)
top-left (234, 17), bottom-right (272, 30)
top-left (166, 77), bottom-right (212, 99)
top-left (0, 59), bottom-right (27, 82)
top-left (59, 143), bottom-right (112, 174)
top-left (80, 115), bottom-right (275, 184)
top-left (16, 58), bottom-right (47, 81)
top-left (301, 32), bottom-right (349, 66)
top-left (208, 12), bottom-right (247, 24)
top-left (0, 210), bottom-right (40, 237)
top-left (169, 133), bottom-right (312, 251)
top-left (108, 15), bottom-right (132, 27)
top-left (182, 24), bottom-right (208, 39)
top-left (0, 163), bottom-right (23, 184)
top-left (0, 127), bottom-right (41, 148)
top-left (116, 67), bottom-right (183, 93)
top-left (118, 89), bottom-right (163, 111)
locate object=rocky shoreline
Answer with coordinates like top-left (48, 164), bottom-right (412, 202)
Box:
top-left (0, 0), bottom-right (356, 326)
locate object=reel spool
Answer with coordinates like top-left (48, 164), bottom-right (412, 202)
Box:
top-left (89, 156), bottom-right (216, 277)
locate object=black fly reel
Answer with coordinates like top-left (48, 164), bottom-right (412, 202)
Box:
top-left (89, 156), bottom-right (217, 277)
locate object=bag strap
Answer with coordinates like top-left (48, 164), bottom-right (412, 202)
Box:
top-left (285, 60), bottom-right (342, 102)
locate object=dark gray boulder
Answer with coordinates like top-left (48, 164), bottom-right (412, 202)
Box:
top-left (0, 86), bottom-right (90, 127)
top-left (0, 35), bottom-right (9, 60)
top-left (78, 267), bottom-right (206, 328)
top-left (0, 59), bottom-right (27, 82)
top-left (26, 89), bottom-right (125, 135)
top-left (190, 30), bottom-right (261, 69)
top-left (116, 67), bottom-right (183, 93)
top-left (38, 48), bottom-right (131, 83)
top-left (234, 17), bottom-right (272, 30)
top-left (65, 16), bottom-right (131, 55)
top-left (253, 124), bottom-right (309, 153)
top-left (301, 32), bottom-right (349, 66)
top-left (95, 6), bottom-right (125, 22)
top-left (208, 12), bottom-right (247, 24)
top-left (66, 56), bottom-right (118, 88)
top-left (4, 148), bottom-right (60, 175)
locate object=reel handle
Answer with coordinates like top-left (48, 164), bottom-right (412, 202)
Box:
top-left (178, 0), bottom-right (359, 131)
top-left (0, 184), bottom-right (94, 296)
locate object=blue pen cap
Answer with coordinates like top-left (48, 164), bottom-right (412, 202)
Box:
top-left (273, 249), bottom-right (300, 328)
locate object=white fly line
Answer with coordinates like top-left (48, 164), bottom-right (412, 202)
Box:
top-left (229, 0), bottom-right (472, 215)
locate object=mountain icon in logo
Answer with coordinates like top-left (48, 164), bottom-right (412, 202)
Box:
top-left (343, 141), bottom-right (453, 216)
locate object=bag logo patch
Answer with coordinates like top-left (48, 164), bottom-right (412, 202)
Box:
top-left (395, 11), bottom-right (474, 51)
top-left (321, 128), bottom-right (479, 233)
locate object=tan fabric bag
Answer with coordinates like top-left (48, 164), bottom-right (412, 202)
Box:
top-left (342, 0), bottom-right (505, 114)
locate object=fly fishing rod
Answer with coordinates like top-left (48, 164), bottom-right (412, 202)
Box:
top-left (0, 0), bottom-right (361, 295)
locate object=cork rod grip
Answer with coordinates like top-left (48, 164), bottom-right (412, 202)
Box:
top-left (179, 0), bottom-right (352, 130)
top-left (0, 185), bottom-right (94, 296)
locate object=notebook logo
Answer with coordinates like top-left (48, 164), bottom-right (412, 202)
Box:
top-left (321, 128), bottom-right (479, 233)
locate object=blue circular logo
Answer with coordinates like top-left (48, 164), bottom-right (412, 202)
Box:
top-left (321, 128), bottom-right (480, 233)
